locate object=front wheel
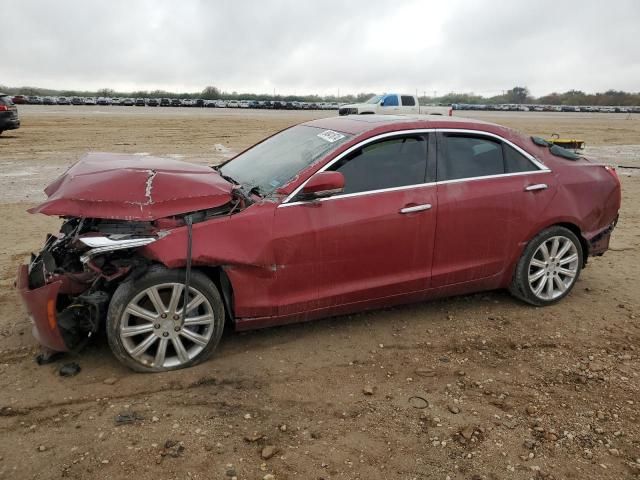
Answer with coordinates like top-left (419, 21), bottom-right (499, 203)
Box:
top-left (510, 226), bottom-right (583, 306)
top-left (106, 267), bottom-right (225, 372)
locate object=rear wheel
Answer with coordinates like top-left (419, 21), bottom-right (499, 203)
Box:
top-left (107, 267), bottom-right (224, 372)
top-left (510, 226), bottom-right (583, 306)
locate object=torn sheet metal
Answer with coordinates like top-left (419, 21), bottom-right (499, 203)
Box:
top-left (29, 153), bottom-right (233, 220)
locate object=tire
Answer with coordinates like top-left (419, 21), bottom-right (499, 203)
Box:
top-left (509, 226), bottom-right (583, 306)
top-left (106, 267), bottom-right (225, 372)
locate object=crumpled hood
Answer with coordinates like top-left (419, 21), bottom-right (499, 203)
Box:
top-left (29, 153), bottom-right (234, 220)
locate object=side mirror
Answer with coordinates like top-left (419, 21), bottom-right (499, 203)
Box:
top-left (299, 171), bottom-right (344, 200)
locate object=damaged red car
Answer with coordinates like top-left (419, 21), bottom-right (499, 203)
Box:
top-left (17, 115), bottom-right (621, 372)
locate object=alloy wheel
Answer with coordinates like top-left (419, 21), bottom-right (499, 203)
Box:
top-left (119, 282), bottom-right (216, 369)
top-left (527, 236), bottom-right (579, 301)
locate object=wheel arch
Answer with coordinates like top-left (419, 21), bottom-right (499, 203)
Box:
top-left (507, 221), bottom-right (588, 286)
top-left (552, 222), bottom-right (589, 266)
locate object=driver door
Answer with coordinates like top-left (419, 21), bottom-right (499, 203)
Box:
top-left (380, 94), bottom-right (400, 113)
top-left (272, 133), bottom-right (437, 318)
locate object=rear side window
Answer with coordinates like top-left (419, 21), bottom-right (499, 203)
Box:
top-left (401, 95), bottom-right (416, 106)
top-left (0, 96), bottom-right (13, 106)
top-left (382, 95), bottom-right (399, 107)
top-left (438, 135), bottom-right (503, 181)
top-left (504, 144), bottom-right (537, 173)
top-left (330, 135), bottom-right (428, 194)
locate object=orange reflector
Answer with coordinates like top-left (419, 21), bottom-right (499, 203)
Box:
top-left (46, 299), bottom-right (57, 330)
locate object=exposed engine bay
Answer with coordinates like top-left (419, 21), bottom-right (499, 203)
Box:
top-left (26, 200), bottom-right (240, 351)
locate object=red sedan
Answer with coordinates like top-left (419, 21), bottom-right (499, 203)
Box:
top-left (17, 115), bottom-right (621, 371)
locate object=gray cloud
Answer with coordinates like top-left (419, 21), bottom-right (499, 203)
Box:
top-left (1, 0), bottom-right (639, 96)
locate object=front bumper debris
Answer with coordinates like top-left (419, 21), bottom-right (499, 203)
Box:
top-left (16, 264), bottom-right (69, 352)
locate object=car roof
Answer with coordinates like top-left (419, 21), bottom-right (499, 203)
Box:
top-left (303, 114), bottom-right (499, 136)
top-left (302, 114), bottom-right (537, 157)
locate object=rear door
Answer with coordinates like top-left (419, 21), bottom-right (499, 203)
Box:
top-left (401, 95), bottom-right (418, 114)
top-left (432, 131), bottom-right (554, 287)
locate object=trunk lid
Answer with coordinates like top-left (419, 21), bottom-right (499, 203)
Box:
top-left (30, 153), bottom-right (234, 220)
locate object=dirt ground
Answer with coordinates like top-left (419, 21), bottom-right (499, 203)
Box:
top-left (0, 106), bottom-right (638, 480)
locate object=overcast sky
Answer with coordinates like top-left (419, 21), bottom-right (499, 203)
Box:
top-left (2, 0), bottom-right (639, 96)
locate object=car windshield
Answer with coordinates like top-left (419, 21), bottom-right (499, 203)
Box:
top-left (219, 125), bottom-right (352, 195)
top-left (365, 95), bottom-right (383, 104)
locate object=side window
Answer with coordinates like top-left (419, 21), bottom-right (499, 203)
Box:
top-left (382, 95), bottom-right (398, 107)
top-left (401, 95), bottom-right (415, 106)
top-left (504, 144), bottom-right (537, 173)
top-left (438, 135), bottom-right (503, 181)
top-left (329, 135), bottom-right (428, 194)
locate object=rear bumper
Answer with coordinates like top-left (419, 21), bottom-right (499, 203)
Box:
top-left (16, 264), bottom-right (69, 352)
top-left (0, 117), bottom-right (20, 130)
top-left (588, 216), bottom-right (618, 256)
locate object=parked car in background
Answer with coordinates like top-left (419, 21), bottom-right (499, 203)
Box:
top-left (42, 96), bottom-right (57, 105)
top-left (227, 100), bottom-right (239, 108)
top-left (97, 97), bottom-right (112, 105)
top-left (71, 97), bottom-right (84, 105)
top-left (12, 95), bottom-right (27, 104)
top-left (215, 100), bottom-right (227, 108)
top-left (339, 93), bottom-right (450, 116)
top-left (57, 96), bottom-right (70, 105)
top-left (120, 98), bottom-right (133, 106)
top-left (27, 96), bottom-right (43, 104)
top-left (18, 115), bottom-right (620, 372)
top-left (135, 98), bottom-right (146, 106)
top-left (147, 98), bottom-right (159, 107)
top-left (171, 98), bottom-right (181, 107)
top-left (84, 97), bottom-right (97, 105)
top-left (160, 98), bottom-right (171, 107)
top-left (0, 93), bottom-right (20, 134)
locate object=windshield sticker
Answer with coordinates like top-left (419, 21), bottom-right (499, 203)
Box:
top-left (317, 130), bottom-right (345, 143)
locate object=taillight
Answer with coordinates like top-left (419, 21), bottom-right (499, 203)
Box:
top-left (604, 165), bottom-right (620, 184)
top-left (604, 165), bottom-right (622, 208)
top-left (0, 105), bottom-right (8, 112)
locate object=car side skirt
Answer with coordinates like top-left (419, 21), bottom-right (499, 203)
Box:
top-left (234, 273), bottom-right (504, 331)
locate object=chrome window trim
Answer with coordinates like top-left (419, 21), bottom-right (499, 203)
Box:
top-left (279, 128), bottom-right (551, 207)
top-left (435, 168), bottom-right (550, 186)
top-left (281, 181), bottom-right (437, 207)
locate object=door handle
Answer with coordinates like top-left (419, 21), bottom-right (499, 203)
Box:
top-left (524, 183), bottom-right (548, 192)
top-left (400, 204), bottom-right (432, 214)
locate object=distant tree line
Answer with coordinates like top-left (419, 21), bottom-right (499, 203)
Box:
top-left (421, 87), bottom-right (640, 106)
top-left (1, 84), bottom-right (639, 106)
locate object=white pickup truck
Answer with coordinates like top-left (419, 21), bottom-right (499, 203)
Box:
top-left (338, 93), bottom-right (451, 116)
